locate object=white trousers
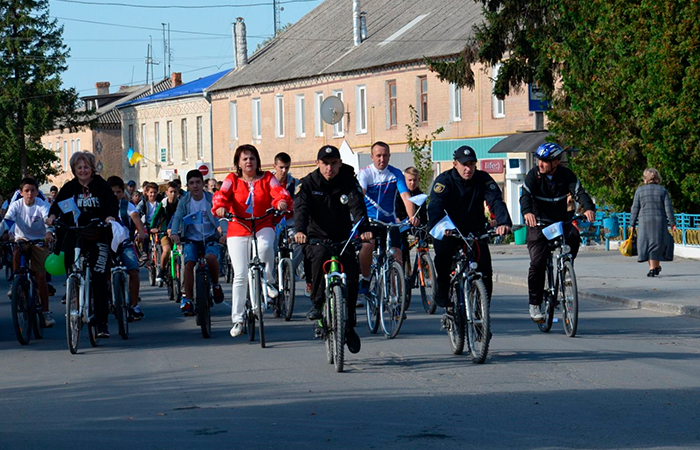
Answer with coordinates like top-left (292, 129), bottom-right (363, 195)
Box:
top-left (227, 227), bottom-right (276, 324)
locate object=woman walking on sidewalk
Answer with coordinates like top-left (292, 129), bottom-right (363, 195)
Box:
top-left (630, 168), bottom-right (677, 277)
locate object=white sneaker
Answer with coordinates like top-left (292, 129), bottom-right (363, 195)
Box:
top-left (42, 311), bottom-right (56, 328)
top-left (6, 288), bottom-right (11, 298)
top-left (230, 322), bottom-right (244, 338)
top-left (529, 304), bottom-right (544, 322)
top-left (266, 283), bottom-right (278, 299)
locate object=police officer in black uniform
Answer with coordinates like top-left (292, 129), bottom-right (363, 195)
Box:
top-left (294, 145), bottom-right (372, 354)
top-left (428, 146), bottom-right (512, 307)
top-left (520, 143), bottom-right (595, 322)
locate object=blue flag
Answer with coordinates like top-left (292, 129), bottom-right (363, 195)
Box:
top-left (183, 210), bottom-right (203, 226)
top-left (58, 198), bottom-right (81, 224)
top-left (429, 214), bottom-right (457, 241)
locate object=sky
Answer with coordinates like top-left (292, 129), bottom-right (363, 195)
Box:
top-left (48, 0), bottom-right (325, 96)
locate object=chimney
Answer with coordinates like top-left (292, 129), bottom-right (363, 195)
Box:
top-left (234, 17), bottom-right (248, 69)
top-left (353, 0), bottom-right (362, 46)
top-left (95, 81), bottom-right (110, 96)
top-left (360, 11), bottom-right (367, 41)
top-left (171, 72), bottom-right (182, 87)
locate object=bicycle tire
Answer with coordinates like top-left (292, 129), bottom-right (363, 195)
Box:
top-left (447, 280), bottom-right (465, 355)
top-left (66, 275), bottom-right (81, 354)
top-left (281, 258), bottom-right (295, 322)
top-left (174, 256), bottom-right (182, 301)
top-left (404, 256), bottom-right (412, 309)
top-left (419, 253), bottom-right (438, 315)
top-left (254, 269), bottom-right (266, 348)
top-left (332, 285), bottom-right (346, 373)
top-left (11, 277), bottom-right (31, 345)
top-left (88, 288), bottom-right (99, 348)
top-left (31, 284), bottom-right (44, 340)
top-left (156, 244), bottom-right (164, 287)
top-left (196, 269), bottom-right (212, 338)
top-left (380, 261), bottom-right (406, 339)
top-left (246, 294), bottom-right (256, 342)
top-left (366, 272), bottom-right (380, 334)
top-left (324, 298), bottom-right (333, 364)
top-left (466, 279), bottom-right (490, 364)
top-left (112, 270), bottom-right (129, 340)
top-left (561, 261), bottom-right (579, 337)
top-left (538, 269), bottom-right (555, 333)
top-left (148, 262), bottom-right (156, 286)
top-left (165, 260), bottom-right (174, 301)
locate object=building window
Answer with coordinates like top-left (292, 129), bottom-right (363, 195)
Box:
top-left (314, 92), bottom-right (323, 137)
top-left (252, 98), bottom-right (262, 140)
top-left (450, 83), bottom-right (462, 122)
top-left (181, 118), bottom-right (188, 161)
top-left (63, 141), bottom-right (68, 168)
top-left (332, 90), bottom-right (344, 137)
top-left (141, 124), bottom-right (147, 166)
top-left (356, 85), bottom-right (367, 134)
top-left (295, 94), bottom-right (306, 138)
top-left (47, 142), bottom-right (52, 150)
top-left (196, 116), bottom-right (203, 159)
top-left (418, 76), bottom-right (428, 123)
top-left (70, 139), bottom-right (75, 156)
top-left (155, 122), bottom-right (161, 162)
top-left (76, 138), bottom-right (81, 153)
top-left (275, 94), bottom-right (285, 138)
top-left (128, 124), bottom-right (134, 149)
top-left (167, 120), bottom-right (173, 162)
top-left (229, 101), bottom-right (238, 141)
top-left (492, 63), bottom-right (505, 118)
top-left (388, 80), bottom-right (397, 128)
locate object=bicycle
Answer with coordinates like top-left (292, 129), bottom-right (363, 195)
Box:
top-left (180, 238), bottom-right (221, 339)
top-left (146, 232), bottom-right (162, 287)
top-left (220, 244), bottom-right (233, 284)
top-left (10, 239), bottom-right (46, 345)
top-left (441, 229), bottom-right (496, 364)
top-left (274, 218), bottom-right (295, 321)
top-left (109, 241), bottom-right (131, 340)
top-left (535, 217), bottom-right (581, 337)
top-left (164, 240), bottom-right (183, 302)
top-left (58, 219), bottom-right (109, 354)
top-left (223, 209), bottom-right (278, 348)
top-left (366, 218), bottom-right (408, 339)
top-left (309, 230), bottom-right (361, 373)
top-left (3, 241), bottom-right (14, 281)
top-left (405, 226), bottom-right (437, 315)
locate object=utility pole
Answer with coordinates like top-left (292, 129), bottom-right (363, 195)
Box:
top-left (273, 0), bottom-right (281, 34)
top-left (162, 23), bottom-right (167, 79)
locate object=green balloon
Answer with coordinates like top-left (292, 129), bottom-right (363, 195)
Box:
top-left (45, 252), bottom-right (66, 276)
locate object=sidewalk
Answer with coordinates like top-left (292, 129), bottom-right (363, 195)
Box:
top-left (490, 244), bottom-right (700, 318)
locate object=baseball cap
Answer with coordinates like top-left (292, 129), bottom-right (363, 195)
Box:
top-left (126, 180), bottom-right (136, 187)
top-left (317, 145), bottom-right (341, 160)
top-left (453, 145), bottom-right (477, 164)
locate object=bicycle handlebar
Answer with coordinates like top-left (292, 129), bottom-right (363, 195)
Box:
top-left (535, 214), bottom-right (588, 227)
top-left (368, 217), bottom-right (409, 229)
top-left (222, 207), bottom-right (281, 223)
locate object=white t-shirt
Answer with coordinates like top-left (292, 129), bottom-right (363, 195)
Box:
top-left (2, 198), bottom-right (50, 241)
top-left (184, 196), bottom-right (215, 241)
top-left (145, 201), bottom-right (157, 224)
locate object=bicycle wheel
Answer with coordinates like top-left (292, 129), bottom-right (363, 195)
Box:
top-left (165, 260), bottom-right (174, 301)
top-left (112, 271), bottom-right (129, 340)
top-left (561, 261), bottom-right (579, 337)
top-left (156, 244), bottom-right (164, 287)
top-left (324, 297), bottom-right (333, 365)
top-left (196, 270), bottom-right (212, 338)
top-left (447, 280), bottom-right (465, 355)
top-left (332, 285), bottom-right (346, 373)
top-left (174, 256), bottom-right (182, 301)
top-left (148, 262), bottom-right (156, 286)
top-left (66, 275), bottom-right (81, 354)
top-left (538, 272), bottom-right (555, 333)
top-left (366, 272), bottom-right (380, 334)
top-left (11, 277), bottom-right (31, 345)
top-left (31, 285), bottom-right (44, 340)
top-left (380, 261), bottom-right (406, 339)
top-left (419, 253), bottom-right (438, 315)
top-left (466, 279), bottom-right (490, 364)
top-left (246, 294), bottom-right (256, 342)
top-left (88, 288), bottom-right (99, 348)
top-left (254, 270), bottom-right (266, 348)
top-left (281, 258), bottom-right (295, 322)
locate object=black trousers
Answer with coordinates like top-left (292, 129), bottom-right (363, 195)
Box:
top-left (303, 243), bottom-right (358, 328)
top-left (433, 237), bottom-right (493, 307)
top-left (526, 224), bottom-right (581, 305)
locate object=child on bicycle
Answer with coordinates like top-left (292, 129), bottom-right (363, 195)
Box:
top-left (137, 182), bottom-right (159, 263)
top-left (150, 180), bottom-right (180, 283)
top-left (171, 169), bottom-right (226, 316)
top-left (107, 176), bottom-right (148, 321)
top-left (0, 178), bottom-right (55, 327)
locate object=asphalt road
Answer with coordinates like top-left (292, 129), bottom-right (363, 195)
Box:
top-left (1, 271), bottom-right (699, 449)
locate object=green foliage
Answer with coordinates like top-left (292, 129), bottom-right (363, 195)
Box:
top-left (430, 0), bottom-right (700, 213)
top-left (405, 105), bottom-right (444, 193)
top-left (0, 0), bottom-right (81, 193)
top-left (254, 23), bottom-right (292, 53)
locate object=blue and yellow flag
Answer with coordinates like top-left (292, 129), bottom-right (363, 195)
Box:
top-left (127, 148), bottom-right (143, 165)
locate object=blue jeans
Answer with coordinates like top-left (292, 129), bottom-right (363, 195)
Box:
top-left (183, 240), bottom-right (221, 264)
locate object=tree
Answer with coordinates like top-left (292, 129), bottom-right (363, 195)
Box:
top-left (0, 0), bottom-right (82, 192)
top-left (405, 105), bottom-right (444, 193)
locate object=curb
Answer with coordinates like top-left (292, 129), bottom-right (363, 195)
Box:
top-left (493, 272), bottom-right (700, 320)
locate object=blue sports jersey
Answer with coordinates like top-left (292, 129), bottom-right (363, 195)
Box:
top-left (357, 164), bottom-right (408, 222)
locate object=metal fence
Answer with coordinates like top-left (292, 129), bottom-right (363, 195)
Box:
top-left (601, 212), bottom-right (700, 247)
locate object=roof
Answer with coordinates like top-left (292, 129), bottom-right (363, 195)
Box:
top-left (209, 0), bottom-right (481, 92)
top-left (120, 70), bottom-right (228, 108)
top-left (94, 78), bottom-right (173, 125)
top-left (487, 131), bottom-right (551, 154)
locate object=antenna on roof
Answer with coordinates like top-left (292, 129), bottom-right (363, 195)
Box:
top-left (321, 96), bottom-right (345, 125)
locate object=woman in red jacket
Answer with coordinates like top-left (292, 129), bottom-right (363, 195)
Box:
top-left (213, 144), bottom-right (292, 338)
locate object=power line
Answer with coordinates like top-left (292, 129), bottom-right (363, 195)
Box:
top-left (54, 0), bottom-right (319, 9)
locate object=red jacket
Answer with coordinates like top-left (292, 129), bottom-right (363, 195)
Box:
top-left (212, 171), bottom-right (292, 237)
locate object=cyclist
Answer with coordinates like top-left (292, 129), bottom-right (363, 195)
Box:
top-left (428, 146), bottom-right (512, 308)
top-left (294, 145), bottom-right (371, 354)
top-left (520, 143), bottom-right (595, 322)
top-left (357, 141), bottom-right (419, 305)
top-left (137, 182), bottom-right (159, 262)
top-left (213, 145), bottom-right (292, 338)
top-left (0, 178), bottom-right (55, 327)
top-left (171, 169), bottom-right (226, 316)
top-left (151, 180), bottom-right (180, 283)
top-left (47, 151), bottom-right (119, 338)
top-left (107, 176), bottom-right (147, 321)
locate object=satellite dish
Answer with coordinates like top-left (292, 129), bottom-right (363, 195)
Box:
top-left (321, 96), bottom-right (345, 125)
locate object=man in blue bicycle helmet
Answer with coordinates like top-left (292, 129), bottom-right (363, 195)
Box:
top-left (520, 143), bottom-right (595, 322)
